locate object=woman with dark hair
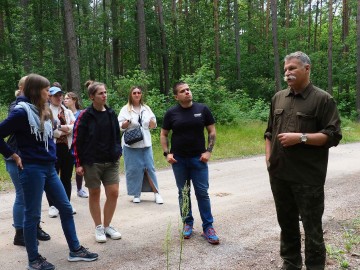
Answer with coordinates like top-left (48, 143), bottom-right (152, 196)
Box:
top-left (73, 81), bottom-right (122, 243)
top-left (118, 86), bottom-right (163, 204)
top-left (64, 92), bottom-right (88, 198)
top-left (5, 76), bottom-right (50, 246)
top-left (0, 74), bottom-right (98, 270)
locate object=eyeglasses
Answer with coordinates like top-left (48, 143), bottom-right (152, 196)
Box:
top-left (132, 92), bottom-right (142, 95)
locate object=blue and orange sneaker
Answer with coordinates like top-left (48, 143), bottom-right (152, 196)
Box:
top-left (201, 227), bottom-right (219, 245)
top-left (183, 224), bottom-right (193, 239)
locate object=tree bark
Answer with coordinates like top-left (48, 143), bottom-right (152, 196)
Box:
top-left (214, 0), bottom-right (220, 79)
top-left (0, 9), bottom-right (4, 59)
top-left (80, 2), bottom-right (95, 80)
top-left (341, 0), bottom-right (349, 95)
top-left (314, 0), bottom-right (319, 51)
top-left (356, 0), bottom-right (360, 120)
top-left (4, 0), bottom-right (19, 81)
top-left (137, 0), bottom-right (147, 71)
top-left (156, 0), bottom-right (170, 95)
top-left (270, 0), bottom-right (281, 92)
top-left (285, 0), bottom-right (289, 51)
top-left (171, 0), bottom-right (181, 81)
top-left (21, 0), bottom-right (31, 73)
top-left (111, 0), bottom-right (120, 79)
top-left (327, 0), bottom-right (333, 95)
top-left (102, 0), bottom-right (108, 80)
top-left (63, 0), bottom-right (81, 93)
top-left (307, 0), bottom-right (312, 51)
top-left (234, 0), bottom-right (241, 81)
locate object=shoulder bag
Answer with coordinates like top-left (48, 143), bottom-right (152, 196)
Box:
top-left (124, 111), bottom-right (144, 145)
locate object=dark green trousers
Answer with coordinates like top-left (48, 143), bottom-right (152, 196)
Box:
top-left (270, 177), bottom-right (326, 270)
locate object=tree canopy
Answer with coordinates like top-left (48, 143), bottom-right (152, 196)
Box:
top-left (0, 0), bottom-right (358, 120)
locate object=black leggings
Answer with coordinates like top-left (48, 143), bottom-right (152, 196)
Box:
top-left (47, 143), bottom-right (74, 205)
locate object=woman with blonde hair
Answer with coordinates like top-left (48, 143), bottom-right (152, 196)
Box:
top-left (118, 86), bottom-right (163, 204)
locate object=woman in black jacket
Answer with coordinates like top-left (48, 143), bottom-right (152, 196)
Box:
top-left (73, 81), bottom-right (122, 243)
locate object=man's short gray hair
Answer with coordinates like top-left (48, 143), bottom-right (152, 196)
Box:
top-left (284, 51), bottom-right (311, 65)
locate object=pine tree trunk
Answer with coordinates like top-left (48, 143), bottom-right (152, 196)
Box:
top-left (270, 0), bottom-right (281, 92)
top-left (137, 0), bottom-right (147, 71)
top-left (356, 0), bottom-right (360, 120)
top-left (64, 0), bottom-right (81, 93)
top-left (111, 0), bottom-right (120, 79)
top-left (214, 0), bottom-right (220, 79)
top-left (156, 0), bottom-right (170, 95)
top-left (327, 0), bottom-right (333, 95)
top-left (234, 0), bottom-right (241, 81)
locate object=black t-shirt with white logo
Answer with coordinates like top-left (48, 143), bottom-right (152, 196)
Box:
top-left (162, 102), bottom-right (215, 157)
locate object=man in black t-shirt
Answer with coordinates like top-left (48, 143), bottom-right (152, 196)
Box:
top-left (160, 82), bottom-right (219, 245)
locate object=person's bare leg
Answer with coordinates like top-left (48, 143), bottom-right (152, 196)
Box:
top-left (88, 187), bottom-right (102, 226)
top-left (103, 183), bottom-right (119, 227)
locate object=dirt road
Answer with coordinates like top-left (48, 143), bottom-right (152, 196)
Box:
top-left (0, 143), bottom-right (359, 269)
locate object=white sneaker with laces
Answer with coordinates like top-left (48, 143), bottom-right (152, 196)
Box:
top-left (133, 196), bottom-right (141, 203)
top-left (155, 193), bottom-right (164, 204)
top-left (48, 206), bottom-right (59, 218)
top-left (77, 188), bottom-right (88, 198)
top-left (105, 225), bottom-right (122, 240)
top-left (95, 225), bottom-right (106, 243)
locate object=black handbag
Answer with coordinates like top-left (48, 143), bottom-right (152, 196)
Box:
top-left (124, 112), bottom-right (144, 145)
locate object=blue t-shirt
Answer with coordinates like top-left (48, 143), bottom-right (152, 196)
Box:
top-left (162, 102), bottom-right (215, 157)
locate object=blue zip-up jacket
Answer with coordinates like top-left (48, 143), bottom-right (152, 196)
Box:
top-left (0, 96), bottom-right (57, 163)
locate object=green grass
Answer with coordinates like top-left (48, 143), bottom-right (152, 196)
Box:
top-left (326, 215), bottom-right (360, 269)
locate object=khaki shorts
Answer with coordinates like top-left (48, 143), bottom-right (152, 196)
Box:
top-left (83, 161), bottom-right (120, 189)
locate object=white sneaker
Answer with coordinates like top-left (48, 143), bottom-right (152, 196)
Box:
top-left (48, 206), bottom-right (59, 218)
top-left (133, 196), bottom-right (141, 203)
top-left (104, 225), bottom-right (122, 240)
top-left (155, 193), bottom-right (164, 204)
top-left (77, 188), bottom-right (88, 198)
top-left (95, 225), bottom-right (106, 243)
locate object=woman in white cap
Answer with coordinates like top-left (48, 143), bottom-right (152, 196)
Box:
top-left (46, 85), bottom-right (76, 217)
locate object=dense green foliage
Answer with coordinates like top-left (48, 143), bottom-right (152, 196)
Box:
top-left (0, 0), bottom-right (359, 120)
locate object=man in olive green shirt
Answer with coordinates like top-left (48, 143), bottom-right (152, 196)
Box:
top-left (264, 51), bottom-right (342, 270)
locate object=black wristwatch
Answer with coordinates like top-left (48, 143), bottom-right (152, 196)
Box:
top-left (163, 151), bottom-right (169, 157)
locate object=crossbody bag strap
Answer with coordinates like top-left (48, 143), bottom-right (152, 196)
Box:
top-left (138, 110), bottom-right (143, 127)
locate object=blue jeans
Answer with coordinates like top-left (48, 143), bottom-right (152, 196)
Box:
top-left (171, 155), bottom-right (214, 231)
top-left (20, 162), bottom-right (80, 261)
top-left (6, 160), bottom-right (24, 229)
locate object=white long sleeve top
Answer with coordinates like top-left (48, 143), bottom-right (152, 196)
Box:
top-left (118, 104), bottom-right (157, 148)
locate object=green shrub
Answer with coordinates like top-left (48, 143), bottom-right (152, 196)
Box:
top-left (180, 65), bottom-right (237, 124)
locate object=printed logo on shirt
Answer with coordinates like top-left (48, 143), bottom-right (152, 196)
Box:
top-left (194, 113), bottom-right (202, 117)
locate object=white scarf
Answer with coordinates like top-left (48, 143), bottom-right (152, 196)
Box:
top-left (15, 102), bottom-right (53, 151)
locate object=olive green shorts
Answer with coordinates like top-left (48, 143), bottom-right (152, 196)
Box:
top-left (83, 160), bottom-right (120, 189)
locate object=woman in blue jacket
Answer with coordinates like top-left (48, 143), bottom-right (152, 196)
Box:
top-left (5, 76), bottom-right (50, 246)
top-left (0, 74), bottom-right (98, 270)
